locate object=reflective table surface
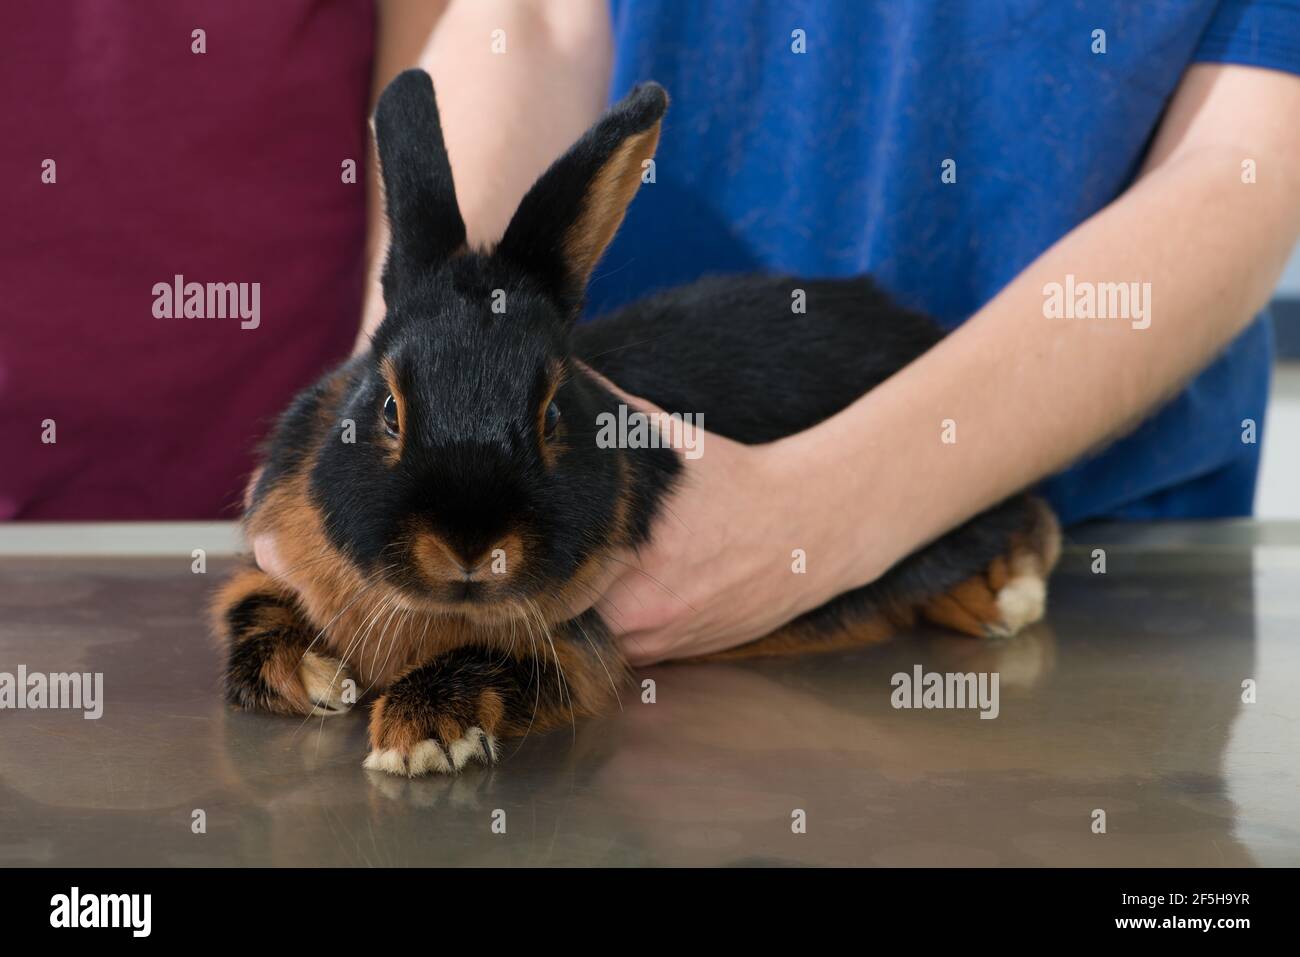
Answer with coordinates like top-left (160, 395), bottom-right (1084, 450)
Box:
top-left (1, 522), bottom-right (1297, 866)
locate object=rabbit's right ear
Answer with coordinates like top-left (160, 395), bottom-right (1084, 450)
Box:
top-left (373, 70), bottom-right (467, 299)
top-left (495, 83), bottom-right (667, 319)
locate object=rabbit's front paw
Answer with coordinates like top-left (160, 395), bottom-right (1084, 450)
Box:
top-left (226, 642), bottom-right (354, 718)
top-left (218, 567), bottom-right (355, 716)
top-left (364, 679), bottom-right (502, 777)
top-left (298, 652), bottom-right (355, 716)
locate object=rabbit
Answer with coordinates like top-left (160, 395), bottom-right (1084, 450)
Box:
top-left (212, 69), bottom-right (1061, 777)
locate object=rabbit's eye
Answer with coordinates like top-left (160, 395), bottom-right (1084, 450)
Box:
top-left (382, 393), bottom-right (400, 435)
top-left (544, 400), bottom-right (561, 439)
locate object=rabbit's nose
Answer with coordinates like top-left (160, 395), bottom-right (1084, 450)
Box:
top-left (446, 539), bottom-right (511, 579)
top-left (451, 555), bottom-right (490, 580)
top-left (412, 529), bottom-right (524, 590)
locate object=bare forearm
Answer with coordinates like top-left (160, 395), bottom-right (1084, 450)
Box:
top-left (360, 0), bottom-right (611, 340)
top-left (782, 65), bottom-right (1300, 589)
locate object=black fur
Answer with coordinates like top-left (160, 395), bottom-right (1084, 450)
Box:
top-left (576, 274), bottom-right (943, 440)
top-left (374, 70), bottom-right (466, 297)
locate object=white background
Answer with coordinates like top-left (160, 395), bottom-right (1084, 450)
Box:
top-left (1258, 245), bottom-right (1300, 517)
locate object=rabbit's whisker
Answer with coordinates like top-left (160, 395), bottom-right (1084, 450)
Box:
top-left (528, 597), bottom-right (577, 745)
top-left (507, 603), bottom-right (545, 757)
top-left (571, 615), bottom-right (623, 711)
top-left (359, 604), bottom-right (408, 702)
top-left (306, 588), bottom-right (403, 748)
top-left (289, 581), bottom-right (393, 741)
top-left (597, 551), bottom-right (697, 614)
top-left (290, 560), bottom-right (400, 677)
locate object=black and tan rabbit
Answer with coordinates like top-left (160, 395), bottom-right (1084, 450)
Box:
top-left (213, 69), bottom-right (1060, 776)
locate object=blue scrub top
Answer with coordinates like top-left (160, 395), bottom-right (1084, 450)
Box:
top-left (593, 0), bottom-right (1300, 524)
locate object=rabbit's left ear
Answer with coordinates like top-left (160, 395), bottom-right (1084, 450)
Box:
top-left (496, 83), bottom-right (668, 317)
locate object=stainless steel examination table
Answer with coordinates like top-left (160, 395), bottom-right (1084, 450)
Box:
top-left (1, 521), bottom-right (1297, 867)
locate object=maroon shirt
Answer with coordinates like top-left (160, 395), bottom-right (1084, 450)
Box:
top-left (1, 1), bottom-right (374, 519)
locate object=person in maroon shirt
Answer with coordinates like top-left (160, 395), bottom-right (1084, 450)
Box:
top-left (3, 0), bottom-right (617, 521)
top-left (3, 0), bottom-right (614, 522)
top-left (1, 1), bottom-right (380, 519)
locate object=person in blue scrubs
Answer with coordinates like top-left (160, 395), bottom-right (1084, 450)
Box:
top-left (324, 1), bottom-right (1300, 662)
top-left (594, 0), bottom-right (1295, 526)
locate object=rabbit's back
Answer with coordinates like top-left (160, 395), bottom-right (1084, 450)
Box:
top-left (576, 274), bottom-right (944, 443)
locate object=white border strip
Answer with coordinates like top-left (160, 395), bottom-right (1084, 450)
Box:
top-left (0, 522), bottom-right (244, 556)
top-left (0, 519), bottom-right (1298, 557)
